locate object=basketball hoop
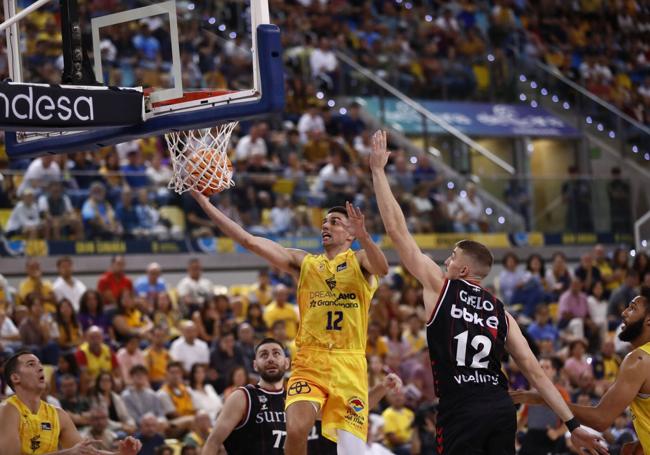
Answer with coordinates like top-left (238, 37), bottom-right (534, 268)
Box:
top-left (165, 122), bottom-right (238, 195)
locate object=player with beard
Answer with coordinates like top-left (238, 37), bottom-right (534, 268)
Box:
top-left (512, 287), bottom-right (650, 455)
top-left (201, 338), bottom-right (401, 455)
top-left (0, 351), bottom-right (141, 455)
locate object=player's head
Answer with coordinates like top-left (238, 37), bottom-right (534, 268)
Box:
top-left (3, 351), bottom-right (46, 393)
top-left (443, 240), bottom-right (494, 280)
top-left (253, 338), bottom-right (289, 383)
top-left (619, 287), bottom-right (650, 343)
top-left (321, 206), bottom-right (353, 248)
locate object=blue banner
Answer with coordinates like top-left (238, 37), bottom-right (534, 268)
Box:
top-left (362, 97), bottom-right (581, 138)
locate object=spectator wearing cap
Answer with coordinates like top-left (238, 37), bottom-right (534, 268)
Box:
top-left (169, 321), bottom-right (210, 373)
top-left (135, 262), bottom-right (167, 306)
top-left (53, 256), bottom-right (87, 312)
top-left (5, 188), bottom-right (47, 239)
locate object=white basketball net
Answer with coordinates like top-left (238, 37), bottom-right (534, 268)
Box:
top-left (165, 122), bottom-right (238, 194)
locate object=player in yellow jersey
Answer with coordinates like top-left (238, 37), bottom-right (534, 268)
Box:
top-left (512, 286), bottom-right (650, 455)
top-left (0, 351), bottom-right (142, 455)
top-left (192, 192), bottom-right (389, 455)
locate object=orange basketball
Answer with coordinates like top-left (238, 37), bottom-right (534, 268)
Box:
top-left (184, 148), bottom-right (234, 196)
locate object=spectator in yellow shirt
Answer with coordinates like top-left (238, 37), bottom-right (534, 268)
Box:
top-left (18, 258), bottom-right (56, 312)
top-left (366, 321), bottom-right (389, 359)
top-left (144, 326), bottom-right (171, 389)
top-left (262, 284), bottom-right (299, 339)
top-left (381, 389), bottom-right (415, 455)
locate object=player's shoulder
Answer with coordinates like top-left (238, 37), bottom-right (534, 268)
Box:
top-left (0, 399), bottom-right (20, 421)
top-left (624, 346), bottom-right (650, 366)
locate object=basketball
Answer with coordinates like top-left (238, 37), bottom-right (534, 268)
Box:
top-left (184, 148), bottom-right (234, 196)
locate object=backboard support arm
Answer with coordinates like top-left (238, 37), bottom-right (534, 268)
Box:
top-left (60, 0), bottom-right (99, 85)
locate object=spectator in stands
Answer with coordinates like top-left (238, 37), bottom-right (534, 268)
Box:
top-left (192, 299), bottom-right (220, 344)
top-left (80, 406), bottom-right (117, 451)
top-left (69, 152), bottom-right (101, 190)
top-left (558, 277), bottom-right (591, 337)
top-left (169, 320), bottom-right (210, 373)
top-left (456, 182), bottom-right (485, 232)
top-left (151, 292), bottom-right (181, 340)
top-left (297, 102), bottom-right (325, 144)
top-left (115, 188), bottom-right (140, 238)
top-left (53, 256), bottom-right (86, 312)
top-left (82, 182), bottom-right (123, 240)
top-left (135, 262), bottom-right (167, 306)
top-left (97, 255), bottom-right (133, 308)
top-left (58, 373), bottom-right (90, 426)
top-left (188, 363), bottom-right (222, 423)
top-left (134, 413), bottom-right (166, 455)
top-left (89, 372), bottom-right (136, 435)
top-left (182, 411), bottom-right (212, 449)
top-left (316, 147), bottom-right (356, 207)
top-left (607, 167), bottom-right (631, 235)
top-left (382, 389), bottom-right (414, 455)
top-left (0, 273), bottom-right (15, 309)
top-left (122, 365), bottom-right (168, 427)
top-left (263, 284), bottom-right (299, 340)
top-left (366, 321), bottom-right (389, 359)
top-left (99, 150), bottom-right (125, 188)
top-left (0, 306), bottom-right (21, 354)
top-left (157, 361), bottom-right (195, 432)
top-left (55, 298), bottom-right (82, 350)
top-left (18, 258), bottom-right (56, 311)
top-left (17, 155), bottom-right (61, 196)
top-left (498, 252), bottom-right (526, 306)
top-left (78, 290), bottom-right (110, 333)
top-left (593, 244), bottom-right (616, 297)
top-left (122, 150), bottom-right (150, 189)
top-left (135, 189), bottom-right (180, 240)
top-left (39, 180), bottom-right (83, 240)
top-left (632, 252), bottom-right (650, 283)
top-left (575, 253), bottom-right (602, 293)
top-left (223, 365), bottom-right (248, 399)
top-left (6, 188), bottom-right (47, 239)
top-left (388, 151), bottom-right (416, 195)
top-left (209, 331), bottom-right (244, 393)
top-left (112, 290), bottom-right (153, 343)
top-left (587, 281), bottom-right (609, 340)
top-left (117, 334), bottom-right (146, 385)
top-left (564, 338), bottom-right (594, 389)
top-left (546, 251), bottom-right (573, 301)
top-left (562, 165), bottom-right (593, 233)
top-left (177, 258), bottom-right (214, 312)
top-left (234, 121), bottom-right (268, 162)
top-left (146, 153), bottom-right (173, 204)
top-left (144, 326), bottom-right (171, 389)
top-left (592, 338), bottom-right (621, 389)
top-left (244, 302), bottom-right (267, 339)
top-left (76, 326), bottom-right (120, 386)
top-left (248, 269), bottom-right (274, 307)
top-left (18, 293), bottom-right (59, 365)
top-left (310, 37), bottom-right (339, 91)
top-left (608, 270), bottom-right (638, 328)
top-left (182, 192), bottom-right (218, 238)
top-left (268, 194), bottom-right (295, 236)
top-left (527, 304), bottom-right (559, 347)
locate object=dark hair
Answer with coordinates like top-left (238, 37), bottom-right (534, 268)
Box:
top-left (167, 361), bottom-right (184, 372)
top-left (640, 286), bottom-right (650, 312)
top-left (23, 292), bottom-right (42, 310)
top-left (228, 365), bottom-right (248, 387)
top-left (456, 240), bottom-right (494, 276)
top-left (79, 290), bottom-right (104, 316)
top-left (327, 206), bottom-right (348, 218)
top-left (189, 363), bottom-right (207, 389)
top-left (93, 371), bottom-right (115, 396)
top-left (56, 298), bottom-right (80, 342)
top-left (526, 253), bottom-right (546, 277)
top-left (501, 252), bottom-right (519, 267)
top-left (129, 364), bottom-right (149, 377)
top-left (551, 251), bottom-right (567, 262)
top-left (59, 350), bottom-right (81, 378)
top-left (254, 337), bottom-right (285, 355)
top-left (56, 256), bottom-right (72, 267)
top-left (116, 290), bottom-right (135, 315)
top-left (3, 350), bottom-right (33, 391)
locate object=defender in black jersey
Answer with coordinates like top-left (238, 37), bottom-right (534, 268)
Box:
top-left (201, 338), bottom-right (402, 455)
top-left (370, 129), bottom-right (608, 455)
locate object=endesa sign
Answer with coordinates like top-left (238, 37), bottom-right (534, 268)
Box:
top-left (0, 82), bottom-right (143, 130)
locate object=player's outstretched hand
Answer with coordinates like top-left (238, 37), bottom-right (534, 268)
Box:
top-left (509, 389), bottom-right (544, 406)
top-left (190, 190), bottom-right (208, 203)
top-left (344, 201), bottom-right (367, 238)
top-left (382, 373), bottom-right (403, 393)
top-left (117, 436), bottom-right (142, 455)
top-left (369, 130), bottom-right (390, 171)
top-left (570, 427), bottom-right (609, 455)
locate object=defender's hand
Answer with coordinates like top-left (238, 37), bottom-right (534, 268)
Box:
top-left (570, 427), bottom-right (609, 455)
top-left (369, 130), bottom-right (390, 170)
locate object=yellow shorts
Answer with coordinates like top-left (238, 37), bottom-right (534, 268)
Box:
top-left (285, 348), bottom-right (368, 443)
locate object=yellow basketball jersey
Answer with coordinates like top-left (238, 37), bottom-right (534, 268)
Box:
top-left (631, 342), bottom-right (650, 454)
top-left (6, 395), bottom-right (61, 454)
top-left (296, 249), bottom-right (377, 352)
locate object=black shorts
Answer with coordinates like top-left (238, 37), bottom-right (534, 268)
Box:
top-left (435, 397), bottom-right (516, 455)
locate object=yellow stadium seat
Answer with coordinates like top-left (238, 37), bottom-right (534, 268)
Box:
top-left (272, 178), bottom-right (296, 195)
top-left (160, 206), bottom-right (186, 231)
top-left (548, 302), bottom-right (559, 321)
top-left (473, 64), bottom-right (490, 92)
top-left (0, 208), bottom-right (12, 229)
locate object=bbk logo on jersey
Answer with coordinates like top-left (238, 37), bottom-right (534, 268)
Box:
top-left (451, 288), bottom-right (499, 336)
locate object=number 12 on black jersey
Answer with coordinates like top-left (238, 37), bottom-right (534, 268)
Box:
top-left (454, 330), bottom-right (492, 368)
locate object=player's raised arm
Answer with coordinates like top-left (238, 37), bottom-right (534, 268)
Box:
top-left (192, 191), bottom-right (306, 277)
top-left (345, 201), bottom-right (389, 277)
top-left (505, 312), bottom-right (609, 454)
top-left (369, 130), bottom-right (444, 294)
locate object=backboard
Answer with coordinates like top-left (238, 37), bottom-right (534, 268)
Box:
top-left (2, 0), bottom-right (284, 158)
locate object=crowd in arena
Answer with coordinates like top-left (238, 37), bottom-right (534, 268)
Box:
top-left (0, 242), bottom-right (647, 453)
